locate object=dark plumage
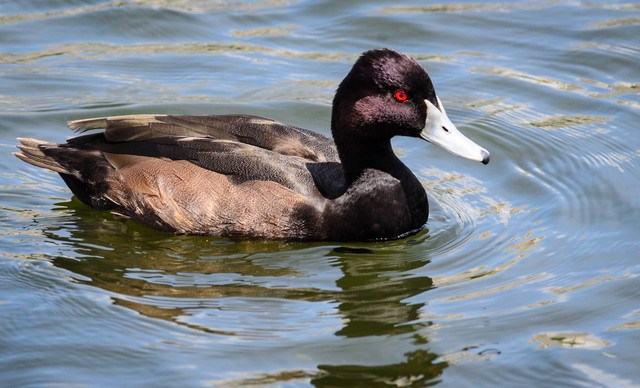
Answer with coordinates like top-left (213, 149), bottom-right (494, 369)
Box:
top-left (14, 48), bottom-right (489, 241)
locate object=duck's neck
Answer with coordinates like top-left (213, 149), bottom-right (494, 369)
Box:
top-left (336, 137), bottom-right (403, 182)
top-left (330, 110), bottom-right (427, 214)
top-left (331, 100), bottom-right (412, 182)
top-left (330, 133), bottom-right (430, 240)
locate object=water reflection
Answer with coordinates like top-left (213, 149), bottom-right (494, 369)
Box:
top-left (46, 199), bottom-right (447, 384)
top-left (208, 349), bottom-right (447, 388)
top-left (530, 332), bottom-right (610, 349)
top-left (330, 247), bottom-right (433, 338)
top-left (313, 349), bottom-right (446, 387)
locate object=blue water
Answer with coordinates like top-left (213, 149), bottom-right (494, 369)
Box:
top-left (1, 1), bottom-right (639, 386)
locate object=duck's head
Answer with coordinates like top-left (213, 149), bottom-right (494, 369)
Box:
top-left (331, 48), bottom-right (490, 165)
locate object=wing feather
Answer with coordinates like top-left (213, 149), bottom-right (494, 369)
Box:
top-left (67, 114), bottom-right (339, 162)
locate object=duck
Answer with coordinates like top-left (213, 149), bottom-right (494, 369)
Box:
top-left (14, 48), bottom-right (489, 241)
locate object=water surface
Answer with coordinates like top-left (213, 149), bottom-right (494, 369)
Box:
top-left (1, 1), bottom-right (639, 386)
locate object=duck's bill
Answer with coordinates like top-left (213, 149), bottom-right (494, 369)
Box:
top-left (420, 98), bottom-right (490, 165)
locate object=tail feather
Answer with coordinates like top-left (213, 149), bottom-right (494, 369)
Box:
top-left (14, 138), bottom-right (70, 174)
top-left (14, 137), bottom-right (117, 209)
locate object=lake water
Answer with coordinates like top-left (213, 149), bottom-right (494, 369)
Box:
top-left (1, 1), bottom-right (639, 386)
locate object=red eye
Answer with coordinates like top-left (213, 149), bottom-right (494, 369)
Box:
top-left (394, 90), bottom-right (408, 102)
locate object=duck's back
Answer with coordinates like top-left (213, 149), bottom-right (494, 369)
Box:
top-left (16, 114), bottom-right (345, 239)
top-left (69, 114), bottom-right (339, 162)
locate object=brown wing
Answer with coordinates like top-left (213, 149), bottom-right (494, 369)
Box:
top-left (15, 114), bottom-right (345, 239)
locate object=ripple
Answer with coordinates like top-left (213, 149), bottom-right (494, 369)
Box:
top-left (0, 255), bottom-right (108, 328)
top-left (583, 4), bottom-right (640, 11)
top-left (586, 16), bottom-right (640, 30)
top-left (420, 168), bottom-right (487, 257)
top-left (378, 2), bottom-right (559, 14)
top-left (473, 65), bottom-right (640, 109)
top-left (470, 91), bottom-right (640, 230)
top-left (0, 42), bottom-right (356, 66)
top-left (0, 0), bottom-right (294, 26)
top-left (117, 294), bottom-right (342, 341)
top-left (548, 273), bottom-right (634, 296)
top-left (232, 24), bottom-right (298, 38)
top-left (132, 0), bottom-right (294, 13)
top-left (208, 368), bottom-right (320, 387)
top-left (571, 42), bottom-right (640, 63)
top-left (529, 332), bottom-right (610, 350)
top-left (0, 42), bottom-right (354, 111)
top-left (573, 364), bottom-right (639, 388)
top-left (408, 92), bottom-right (636, 331)
top-left (474, 66), bottom-right (584, 93)
top-left (528, 114), bottom-right (612, 130)
top-left (0, 3), bottom-right (114, 26)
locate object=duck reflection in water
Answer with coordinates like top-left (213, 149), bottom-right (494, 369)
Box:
top-left (47, 206), bottom-right (447, 386)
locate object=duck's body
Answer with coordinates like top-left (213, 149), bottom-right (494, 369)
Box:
top-left (15, 49), bottom-right (489, 241)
